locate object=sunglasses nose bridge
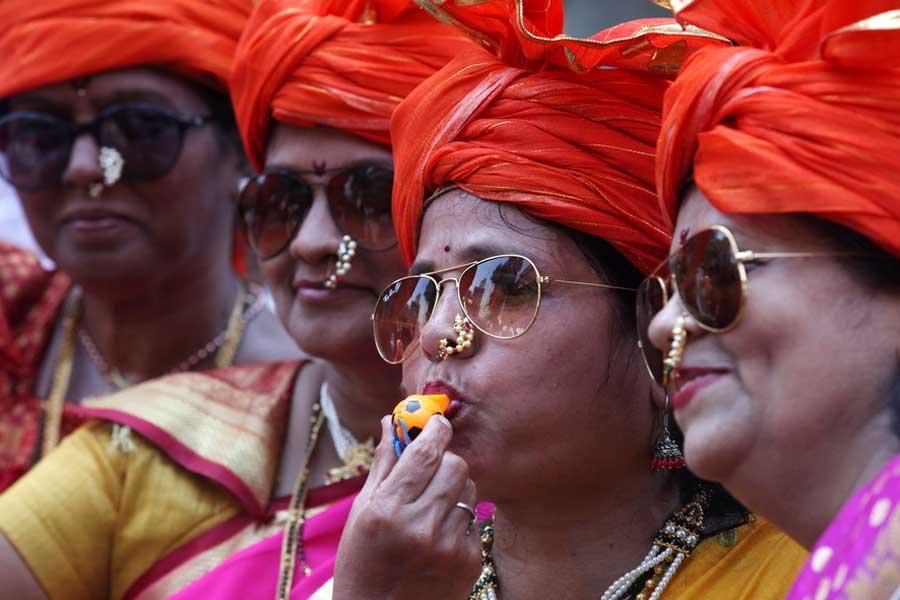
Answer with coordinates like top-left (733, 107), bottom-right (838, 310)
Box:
top-left (62, 128), bottom-right (103, 186)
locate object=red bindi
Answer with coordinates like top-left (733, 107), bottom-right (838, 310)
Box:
top-left (444, 245), bottom-right (451, 253)
top-left (312, 161), bottom-right (327, 176)
top-left (679, 228), bottom-right (690, 244)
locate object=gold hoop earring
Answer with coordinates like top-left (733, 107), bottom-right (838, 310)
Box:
top-left (436, 314), bottom-right (474, 361)
top-left (662, 314), bottom-right (687, 386)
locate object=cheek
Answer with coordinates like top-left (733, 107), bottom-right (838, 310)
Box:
top-left (259, 255), bottom-right (294, 312)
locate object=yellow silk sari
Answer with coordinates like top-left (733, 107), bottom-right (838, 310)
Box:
top-left (0, 362), bottom-right (316, 600)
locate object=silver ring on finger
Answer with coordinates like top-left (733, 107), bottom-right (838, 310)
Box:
top-left (455, 501), bottom-right (477, 536)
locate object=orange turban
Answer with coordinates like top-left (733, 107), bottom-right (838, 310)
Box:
top-left (657, 0), bottom-right (900, 257)
top-left (390, 0), bottom-right (728, 273)
top-left (0, 0), bottom-right (251, 98)
top-left (230, 0), bottom-right (471, 172)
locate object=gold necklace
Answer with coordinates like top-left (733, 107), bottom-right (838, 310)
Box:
top-left (276, 400), bottom-right (326, 600)
top-left (468, 487), bottom-right (710, 600)
top-left (41, 283), bottom-right (255, 457)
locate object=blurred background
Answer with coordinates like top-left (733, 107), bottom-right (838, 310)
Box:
top-left (564, 0), bottom-right (669, 37)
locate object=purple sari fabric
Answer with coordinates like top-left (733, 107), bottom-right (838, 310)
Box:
top-left (786, 454), bottom-right (900, 600)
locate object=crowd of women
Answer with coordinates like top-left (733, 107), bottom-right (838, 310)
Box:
top-left (0, 0), bottom-right (897, 599)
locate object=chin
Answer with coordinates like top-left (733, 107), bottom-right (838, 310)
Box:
top-left (681, 420), bottom-right (748, 485)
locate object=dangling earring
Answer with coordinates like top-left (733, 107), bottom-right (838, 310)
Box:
top-left (662, 314), bottom-right (687, 386)
top-left (436, 314), bottom-right (474, 361)
top-left (88, 146), bottom-right (125, 198)
top-left (651, 392), bottom-right (686, 470)
top-left (324, 234), bottom-right (357, 289)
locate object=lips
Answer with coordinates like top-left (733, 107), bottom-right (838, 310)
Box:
top-left (60, 206), bottom-right (135, 224)
top-left (422, 380), bottom-right (470, 420)
top-left (671, 367), bottom-right (730, 411)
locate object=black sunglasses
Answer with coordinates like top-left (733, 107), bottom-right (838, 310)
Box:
top-left (238, 165), bottom-right (396, 260)
top-left (0, 102), bottom-right (211, 192)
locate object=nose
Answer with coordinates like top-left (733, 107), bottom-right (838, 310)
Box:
top-left (61, 133), bottom-right (102, 189)
top-left (287, 186), bottom-right (342, 266)
top-left (647, 290), bottom-right (703, 353)
top-left (418, 277), bottom-right (478, 362)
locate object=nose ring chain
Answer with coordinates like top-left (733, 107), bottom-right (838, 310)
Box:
top-left (662, 314), bottom-right (687, 386)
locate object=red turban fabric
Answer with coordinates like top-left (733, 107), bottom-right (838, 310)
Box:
top-left (230, 0), bottom-right (472, 171)
top-left (390, 0), bottom-right (729, 273)
top-left (0, 0), bottom-right (251, 98)
top-left (658, 0), bottom-right (900, 257)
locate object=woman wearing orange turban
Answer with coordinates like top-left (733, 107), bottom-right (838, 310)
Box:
top-left (333, 2), bottom-right (807, 599)
top-left (157, 1), bottom-right (471, 599)
top-left (0, 1), bottom-right (310, 598)
top-left (645, 1), bottom-right (900, 598)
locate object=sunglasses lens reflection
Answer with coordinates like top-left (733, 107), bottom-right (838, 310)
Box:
top-left (373, 277), bottom-right (438, 363)
top-left (672, 228), bottom-right (742, 330)
top-left (239, 174), bottom-right (312, 260)
top-left (328, 166), bottom-right (395, 250)
top-left (636, 277), bottom-right (666, 384)
top-left (458, 256), bottom-right (539, 339)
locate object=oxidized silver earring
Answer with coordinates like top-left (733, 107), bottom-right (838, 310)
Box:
top-left (650, 392), bottom-right (686, 470)
top-left (324, 235), bottom-right (357, 289)
top-left (436, 314), bottom-right (475, 361)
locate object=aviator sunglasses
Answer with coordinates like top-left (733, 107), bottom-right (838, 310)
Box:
top-left (238, 164), bottom-right (396, 260)
top-left (372, 254), bottom-right (635, 364)
top-left (635, 224), bottom-right (869, 385)
top-left (0, 102), bottom-right (211, 192)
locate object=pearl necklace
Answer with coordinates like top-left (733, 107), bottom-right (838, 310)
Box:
top-left (468, 487), bottom-right (710, 600)
top-left (78, 283), bottom-right (263, 390)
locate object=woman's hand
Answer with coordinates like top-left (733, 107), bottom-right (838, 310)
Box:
top-left (333, 415), bottom-right (481, 600)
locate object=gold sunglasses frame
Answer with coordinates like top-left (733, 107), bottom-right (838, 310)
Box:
top-left (636, 224), bottom-right (869, 383)
top-left (373, 253), bottom-right (636, 365)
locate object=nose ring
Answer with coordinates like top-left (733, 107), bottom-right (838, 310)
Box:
top-left (88, 146), bottom-right (125, 198)
top-left (324, 234), bottom-right (357, 289)
top-left (436, 314), bottom-right (474, 361)
top-left (662, 314), bottom-right (687, 386)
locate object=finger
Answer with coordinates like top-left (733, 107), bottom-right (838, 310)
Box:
top-left (359, 415), bottom-right (398, 493)
top-left (380, 415), bottom-right (453, 504)
top-left (441, 477), bottom-right (478, 538)
top-left (414, 450), bottom-right (469, 516)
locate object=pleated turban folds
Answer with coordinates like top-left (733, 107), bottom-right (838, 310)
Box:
top-left (391, 0), bottom-right (728, 273)
top-left (658, 0), bottom-right (900, 257)
top-left (230, 0), bottom-right (471, 171)
top-left (0, 0), bottom-right (251, 98)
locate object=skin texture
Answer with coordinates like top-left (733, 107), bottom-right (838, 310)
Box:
top-left (335, 190), bottom-right (680, 600)
top-left (259, 124), bottom-right (405, 497)
top-left (647, 187), bottom-right (900, 548)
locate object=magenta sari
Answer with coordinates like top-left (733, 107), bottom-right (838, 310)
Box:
top-left (786, 454), bottom-right (900, 600)
top-left (167, 490), bottom-right (358, 600)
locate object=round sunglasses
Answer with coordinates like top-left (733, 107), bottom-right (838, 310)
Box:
top-left (0, 102), bottom-right (211, 192)
top-left (372, 254), bottom-right (635, 364)
top-left (636, 225), bottom-right (869, 386)
top-left (238, 165), bottom-right (396, 260)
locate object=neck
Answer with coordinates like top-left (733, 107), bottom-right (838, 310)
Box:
top-left (491, 470), bottom-right (682, 600)
top-left (729, 418), bottom-right (900, 549)
top-left (79, 262), bottom-right (239, 382)
top-left (322, 353), bottom-right (402, 443)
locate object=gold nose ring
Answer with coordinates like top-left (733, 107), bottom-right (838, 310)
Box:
top-left (662, 314), bottom-right (687, 386)
top-left (436, 314), bottom-right (474, 361)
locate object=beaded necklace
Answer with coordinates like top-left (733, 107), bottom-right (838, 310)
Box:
top-left (276, 399), bottom-right (326, 600)
top-left (41, 283), bottom-right (258, 456)
top-left (468, 487), bottom-right (710, 600)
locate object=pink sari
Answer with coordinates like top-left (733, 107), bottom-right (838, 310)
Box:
top-left (166, 489), bottom-right (358, 600)
top-left (786, 454), bottom-right (900, 600)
